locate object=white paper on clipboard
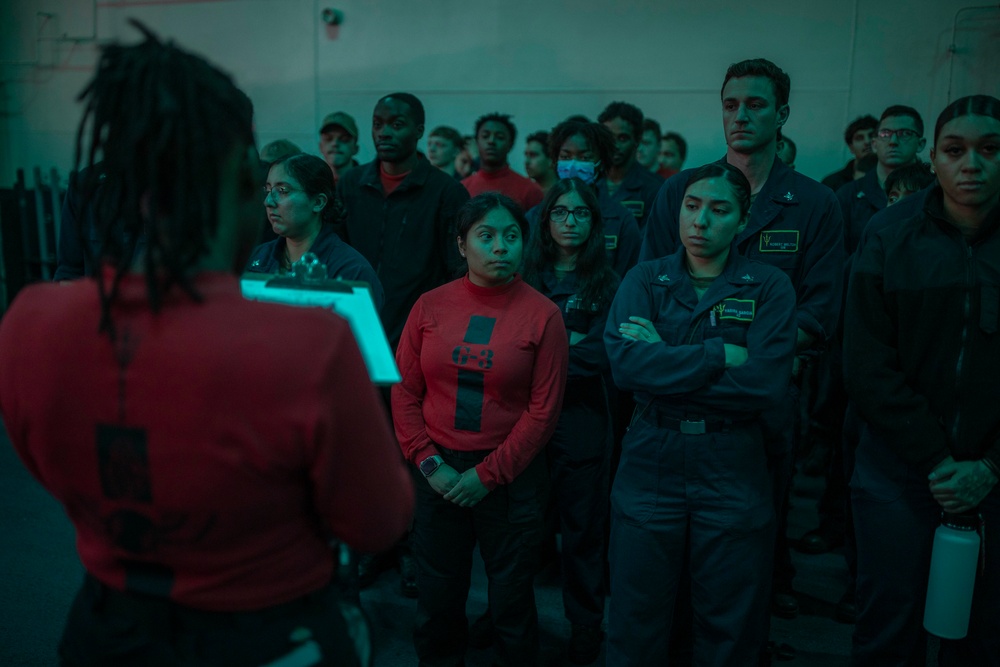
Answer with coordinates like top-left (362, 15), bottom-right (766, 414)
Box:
top-left (240, 275), bottom-right (400, 385)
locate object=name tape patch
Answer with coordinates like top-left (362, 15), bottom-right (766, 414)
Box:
top-left (621, 200), bottom-right (645, 220)
top-left (713, 298), bottom-right (756, 322)
top-left (759, 230), bottom-right (799, 253)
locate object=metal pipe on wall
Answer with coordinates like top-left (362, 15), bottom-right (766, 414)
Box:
top-left (96, 0), bottom-right (237, 8)
top-left (843, 0), bottom-right (860, 127)
top-left (947, 4), bottom-right (1000, 102)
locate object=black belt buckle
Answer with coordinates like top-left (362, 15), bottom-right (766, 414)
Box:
top-left (680, 419), bottom-right (707, 435)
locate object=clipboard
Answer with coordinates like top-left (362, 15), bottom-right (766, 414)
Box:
top-left (240, 253), bottom-right (400, 385)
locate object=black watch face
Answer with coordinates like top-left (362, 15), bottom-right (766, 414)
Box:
top-left (420, 458), bottom-right (439, 476)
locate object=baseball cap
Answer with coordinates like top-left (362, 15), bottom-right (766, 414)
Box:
top-left (320, 111), bottom-right (358, 138)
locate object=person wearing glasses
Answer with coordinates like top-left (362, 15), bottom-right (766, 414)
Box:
top-left (798, 107), bottom-right (927, 629)
top-left (522, 178), bottom-right (620, 664)
top-left (247, 153), bottom-right (384, 310)
top-left (605, 162), bottom-right (797, 666)
top-left (393, 193), bottom-right (568, 667)
top-left (838, 105), bottom-right (927, 254)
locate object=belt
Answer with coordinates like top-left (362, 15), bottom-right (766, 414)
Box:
top-left (640, 406), bottom-right (753, 434)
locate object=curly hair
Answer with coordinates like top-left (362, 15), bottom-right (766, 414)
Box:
top-left (598, 101), bottom-right (645, 142)
top-left (547, 121), bottom-right (615, 177)
top-left (474, 113), bottom-right (517, 145)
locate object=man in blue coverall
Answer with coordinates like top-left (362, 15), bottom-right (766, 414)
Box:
top-left (838, 105), bottom-right (926, 254)
top-left (597, 101), bottom-right (665, 230)
top-left (640, 58), bottom-right (845, 626)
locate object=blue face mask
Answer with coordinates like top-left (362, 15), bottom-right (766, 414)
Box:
top-left (557, 159), bottom-right (599, 185)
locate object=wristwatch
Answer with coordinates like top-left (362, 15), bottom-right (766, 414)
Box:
top-left (419, 455), bottom-right (444, 478)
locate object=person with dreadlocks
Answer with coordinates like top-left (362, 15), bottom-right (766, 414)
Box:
top-left (0, 22), bottom-right (413, 667)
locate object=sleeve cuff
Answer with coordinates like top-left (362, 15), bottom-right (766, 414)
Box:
top-left (474, 463), bottom-right (499, 491)
top-left (922, 450), bottom-right (952, 475)
top-left (705, 336), bottom-right (726, 375)
top-left (795, 313), bottom-right (826, 346)
top-left (411, 443), bottom-right (439, 467)
top-left (982, 451), bottom-right (1000, 480)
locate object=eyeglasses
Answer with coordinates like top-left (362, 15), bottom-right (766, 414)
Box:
top-left (263, 185), bottom-right (304, 200)
top-left (877, 128), bottom-right (920, 141)
top-left (550, 206), bottom-right (593, 224)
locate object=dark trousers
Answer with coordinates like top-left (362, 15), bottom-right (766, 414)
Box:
top-left (548, 376), bottom-right (612, 628)
top-left (811, 349), bottom-right (850, 538)
top-left (762, 387), bottom-right (801, 593)
top-left (411, 447), bottom-right (547, 667)
top-left (666, 387), bottom-right (798, 665)
top-left (59, 575), bottom-right (358, 667)
top-left (607, 416), bottom-right (774, 667)
top-left (851, 433), bottom-right (1000, 667)
top-left (840, 402), bottom-right (862, 584)
top-left (812, 350), bottom-right (858, 588)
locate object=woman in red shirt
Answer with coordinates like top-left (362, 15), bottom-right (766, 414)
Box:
top-left (392, 193), bottom-right (569, 666)
top-left (0, 25), bottom-right (412, 667)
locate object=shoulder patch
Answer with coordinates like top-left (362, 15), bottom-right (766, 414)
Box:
top-left (605, 234), bottom-right (618, 250)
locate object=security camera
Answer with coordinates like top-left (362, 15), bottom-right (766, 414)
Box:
top-left (320, 8), bottom-right (343, 26)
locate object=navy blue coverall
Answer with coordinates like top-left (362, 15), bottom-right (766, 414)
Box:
top-left (596, 161), bottom-right (665, 230)
top-left (640, 157), bottom-right (844, 594)
top-left (536, 267), bottom-right (618, 631)
top-left (244, 224), bottom-right (386, 311)
top-left (604, 249), bottom-right (797, 666)
top-left (837, 169), bottom-right (888, 256)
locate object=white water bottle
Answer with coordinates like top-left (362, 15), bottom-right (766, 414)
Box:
top-left (923, 512), bottom-right (981, 639)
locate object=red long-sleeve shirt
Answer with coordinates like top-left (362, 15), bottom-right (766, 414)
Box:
top-left (0, 272), bottom-right (413, 610)
top-left (462, 165), bottom-right (545, 212)
top-left (392, 275), bottom-right (568, 489)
